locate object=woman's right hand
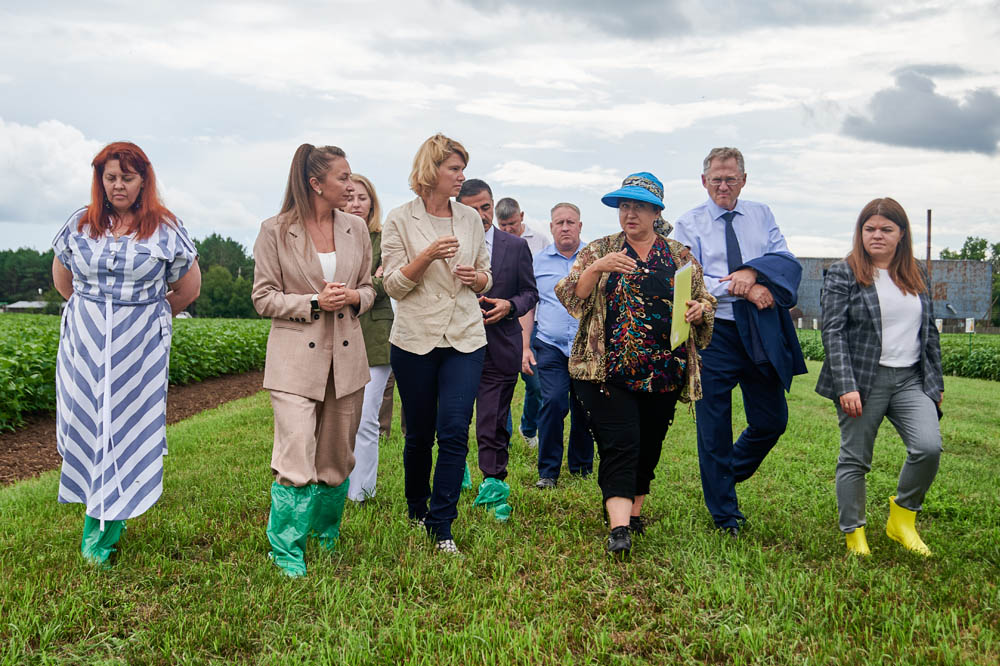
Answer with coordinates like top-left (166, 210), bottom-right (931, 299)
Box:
top-left (589, 250), bottom-right (636, 275)
top-left (422, 235), bottom-right (460, 262)
top-left (839, 391), bottom-right (863, 418)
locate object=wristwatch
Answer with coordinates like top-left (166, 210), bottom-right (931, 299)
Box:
top-left (310, 294), bottom-right (321, 312)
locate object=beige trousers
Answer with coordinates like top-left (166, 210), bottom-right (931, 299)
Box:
top-left (270, 369), bottom-right (364, 487)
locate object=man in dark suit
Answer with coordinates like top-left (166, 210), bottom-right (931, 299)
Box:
top-left (457, 180), bottom-right (538, 510)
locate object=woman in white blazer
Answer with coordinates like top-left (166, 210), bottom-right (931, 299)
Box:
top-left (381, 134), bottom-right (492, 555)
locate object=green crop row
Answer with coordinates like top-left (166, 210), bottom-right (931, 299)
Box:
top-left (796, 329), bottom-right (1000, 382)
top-left (0, 314), bottom-right (270, 432)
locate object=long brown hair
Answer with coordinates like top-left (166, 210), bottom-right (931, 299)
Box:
top-left (846, 197), bottom-right (926, 295)
top-left (279, 144), bottom-right (346, 231)
top-left (349, 173), bottom-right (382, 233)
top-left (80, 142), bottom-right (177, 240)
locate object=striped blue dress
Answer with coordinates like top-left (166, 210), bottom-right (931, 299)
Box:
top-left (53, 208), bottom-right (197, 525)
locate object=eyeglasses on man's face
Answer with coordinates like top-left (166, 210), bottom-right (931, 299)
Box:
top-left (707, 177), bottom-right (743, 188)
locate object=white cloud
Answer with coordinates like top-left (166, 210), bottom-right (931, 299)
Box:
top-left (487, 161), bottom-right (621, 190)
top-left (0, 117), bottom-right (102, 226)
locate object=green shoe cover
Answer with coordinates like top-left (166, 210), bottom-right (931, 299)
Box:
top-left (266, 482), bottom-right (314, 577)
top-left (473, 478), bottom-right (512, 522)
top-left (462, 463), bottom-right (473, 491)
top-left (311, 479), bottom-right (350, 552)
top-left (81, 515), bottom-right (126, 566)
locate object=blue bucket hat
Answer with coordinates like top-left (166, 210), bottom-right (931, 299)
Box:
top-left (601, 172), bottom-right (664, 210)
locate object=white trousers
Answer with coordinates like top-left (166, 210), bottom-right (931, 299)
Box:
top-left (348, 364), bottom-right (392, 501)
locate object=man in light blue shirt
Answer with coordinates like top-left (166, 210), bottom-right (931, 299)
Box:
top-left (524, 202), bottom-right (594, 487)
top-left (673, 147), bottom-right (802, 537)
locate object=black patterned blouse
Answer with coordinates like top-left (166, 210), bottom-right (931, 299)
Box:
top-left (603, 237), bottom-right (687, 393)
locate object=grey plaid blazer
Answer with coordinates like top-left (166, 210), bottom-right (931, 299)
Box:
top-left (815, 260), bottom-right (943, 403)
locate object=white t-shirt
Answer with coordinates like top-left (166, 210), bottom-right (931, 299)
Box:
top-left (317, 251), bottom-right (336, 283)
top-left (521, 225), bottom-right (548, 257)
top-left (874, 268), bottom-right (921, 367)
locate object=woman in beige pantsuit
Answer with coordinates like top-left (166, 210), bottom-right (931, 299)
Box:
top-left (252, 144), bottom-right (375, 577)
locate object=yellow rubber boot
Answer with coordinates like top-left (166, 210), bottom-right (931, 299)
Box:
top-left (886, 495), bottom-right (931, 556)
top-left (845, 527), bottom-right (871, 556)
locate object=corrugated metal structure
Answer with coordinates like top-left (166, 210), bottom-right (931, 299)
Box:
top-left (796, 259), bottom-right (993, 321)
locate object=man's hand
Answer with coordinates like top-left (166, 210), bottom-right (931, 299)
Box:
top-left (521, 346), bottom-right (536, 374)
top-left (374, 264), bottom-right (384, 278)
top-left (839, 391), bottom-right (862, 418)
top-left (745, 283), bottom-right (774, 310)
top-left (480, 296), bottom-right (512, 324)
top-left (720, 267), bottom-right (757, 297)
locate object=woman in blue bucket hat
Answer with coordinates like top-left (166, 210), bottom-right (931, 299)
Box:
top-left (555, 172), bottom-right (716, 557)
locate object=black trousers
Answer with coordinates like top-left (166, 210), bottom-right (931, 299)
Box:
top-left (574, 380), bottom-right (679, 502)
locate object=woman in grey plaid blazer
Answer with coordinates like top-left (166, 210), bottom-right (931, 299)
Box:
top-left (816, 197), bottom-right (943, 557)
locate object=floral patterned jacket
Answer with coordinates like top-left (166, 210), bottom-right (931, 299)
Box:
top-left (554, 231), bottom-right (716, 403)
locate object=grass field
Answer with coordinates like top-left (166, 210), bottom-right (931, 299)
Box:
top-left (1, 360), bottom-right (998, 664)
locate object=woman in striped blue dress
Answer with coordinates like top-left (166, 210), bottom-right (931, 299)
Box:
top-left (51, 141), bottom-right (201, 566)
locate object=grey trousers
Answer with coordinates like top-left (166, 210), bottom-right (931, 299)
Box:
top-left (836, 365), bottom-right (942, 533)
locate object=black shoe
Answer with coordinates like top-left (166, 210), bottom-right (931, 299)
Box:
top-left (628, 515), bottom-right (646, 537)
top-left (718, 525), bottom-right (739, 539)
top-left (606, 526), bottom-right (631, 557)
top-left (534, 477), bottom-right (557, 489)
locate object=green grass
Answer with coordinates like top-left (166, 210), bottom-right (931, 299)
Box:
top-left (1, 360), bottom-right (998, 664)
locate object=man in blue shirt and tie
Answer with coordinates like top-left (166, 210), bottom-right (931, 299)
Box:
top-left (673, 147), bottom-right (806, 537)
top-left (524, 202), bottom-right (595, 488)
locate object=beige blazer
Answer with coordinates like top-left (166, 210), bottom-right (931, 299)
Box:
top-left (252, 210), bottom-right (375, 401)
top-left (382, 197), bottom-right (493, 355)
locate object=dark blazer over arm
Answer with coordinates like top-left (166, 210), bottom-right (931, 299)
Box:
top-left (734, 252), bottom-right (807, 390)
top-left (815, 260), bottom-right (943, 404)
top-left (482, 230), bottom-right (539, 376)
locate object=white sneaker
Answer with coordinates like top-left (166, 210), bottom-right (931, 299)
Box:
top-left (435, 538), bottom-right (462, 555)
top-left (522, 430), bottom-right (539, 449)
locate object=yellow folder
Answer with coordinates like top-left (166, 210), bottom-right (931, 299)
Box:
top-left (670, 263), bottom-right (693, 350)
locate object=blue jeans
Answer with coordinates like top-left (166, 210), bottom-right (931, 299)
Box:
top-left (391, 344), bottom-right (485, 541)
top-left (535, 339), bottom-right (593, 479)
top-left (695, 320), bottom-right (788, 529)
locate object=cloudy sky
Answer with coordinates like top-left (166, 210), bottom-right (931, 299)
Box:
top-left (2, 0), bottom-right (998, 258)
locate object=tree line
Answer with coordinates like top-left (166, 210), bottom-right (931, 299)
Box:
top-left (3, 233), bottom-right (997, 323)
top-left (0, 233), bottom-right (259, 319)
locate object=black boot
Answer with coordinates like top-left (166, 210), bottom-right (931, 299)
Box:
top-left (628, 515), bottom-right (646, 537)
top-left (606, 526), bottom-right (631, 557)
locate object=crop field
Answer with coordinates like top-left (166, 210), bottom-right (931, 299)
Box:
top-left (797, 329), bottom-right (1000, 382)
top-left (1, 360), bottom-right (998, 664)
top-left (0, 314), bottom-right (269, 431)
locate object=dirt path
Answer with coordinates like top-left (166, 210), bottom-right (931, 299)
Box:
top-left (0, 371), bottom-right (265, 486)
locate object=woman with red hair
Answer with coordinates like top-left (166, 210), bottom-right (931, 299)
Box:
top-left (51, 141), bottom-right (201, 566)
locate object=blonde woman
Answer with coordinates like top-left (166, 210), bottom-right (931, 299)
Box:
top-left (252, 144), bottom-right (375, 577)
top-left (345, 173), bottom-right (393, 503)
top-left (381, 134), bottom-right (492, 555)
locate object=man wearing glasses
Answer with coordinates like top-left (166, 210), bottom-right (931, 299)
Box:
top-left (673, 147), bottom-right (806, 538)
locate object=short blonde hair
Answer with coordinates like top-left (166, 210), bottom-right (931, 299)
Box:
top-left (349, 173), bottom-right (382, 233)
top-left (409, 133), bottom-right (469, 198)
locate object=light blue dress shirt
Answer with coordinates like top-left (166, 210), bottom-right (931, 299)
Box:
top-left (672, 198), bottom-right (792, 321)
top-left (533, 241), bottom-right (586, 357)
